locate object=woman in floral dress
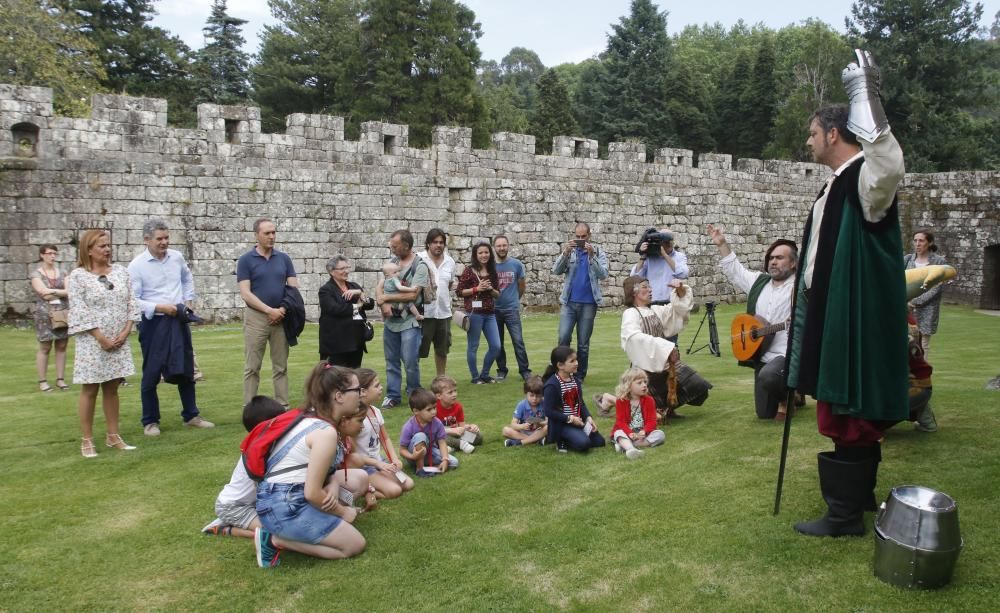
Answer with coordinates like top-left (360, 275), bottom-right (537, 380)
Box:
top-left (67, 230), bottom-right (140, 458)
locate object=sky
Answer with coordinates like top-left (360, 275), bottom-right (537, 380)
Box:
top-left (153, 0), bottom-right (1000, 67)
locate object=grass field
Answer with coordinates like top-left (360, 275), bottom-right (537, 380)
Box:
top-left (2, 303), bottom-right (998, 611)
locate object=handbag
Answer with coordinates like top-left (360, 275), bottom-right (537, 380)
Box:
top-left (49, 305), bottom-right (69, 330)
top-left (361, 319), bottom-right (375, 342)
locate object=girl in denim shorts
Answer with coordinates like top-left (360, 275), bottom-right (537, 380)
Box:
top-left (253, 363), bottom-right (368, 568)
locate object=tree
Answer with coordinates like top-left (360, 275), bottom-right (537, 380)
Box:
top-left (529, 69), bottom-right (579, 153)
top-left (765, 20), bottom-right (851, 161)
top-left (252, 0), bottom-right (362, 132)
top-left (740, 37), bottom-right (778, 158)
top-left (713, 50), bottom-right (752, 155)
top-left (355, 0), bottom-right (482, 147)
top-left (598, 0), bottom-right (675, 153)
top-left (572, 58), bottom-right (610, 144)
top-left (847, 0), bottom-right (992, 171)
top-left (0, 0), bottom-right (106, 116)
top-left (56, 0), bottom-right (194, 124)
top-left (499, 46), bottom-right (545, 112)
top-left (192, 0), bottom-right (250, 105)
top-left (665, 58), bottom-right (715, 154)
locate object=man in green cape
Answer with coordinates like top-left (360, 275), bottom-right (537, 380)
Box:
top-left (787, 50), bottom-right (909, 537)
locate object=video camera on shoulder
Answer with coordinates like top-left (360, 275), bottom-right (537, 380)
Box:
top-left (635, 227), bottom-right (674, 257)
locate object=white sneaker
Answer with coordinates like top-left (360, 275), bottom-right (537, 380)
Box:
top-left (625, 448), bottom-right (644, 460)
top-left (614, 442), bottom-right (622, 453)
top-left (459, 440), bottom-right (475, 454)
top-left (144, 423), bottom-right (161, 436)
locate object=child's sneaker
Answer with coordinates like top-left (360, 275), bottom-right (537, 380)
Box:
top-left (625, 448), bottom-right (644, 460)
top-left (504, 439), bottom-right (522, 447)
top-left (557, 442), bottom-right (568, 454)
top-left (613, 442), bottom-right (622, 453)
top-left (202, 518), bottom-right (232, 536)
top-left (459, 440), bottom-right (476, 454)
top-left (254, 528), bottom-right (281, 568)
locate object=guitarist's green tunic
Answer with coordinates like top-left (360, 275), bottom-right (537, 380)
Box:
top-left (787, 156), bottom-right (909, 422)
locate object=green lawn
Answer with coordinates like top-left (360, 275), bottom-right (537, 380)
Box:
top-left (2, 304), bottom-right (998, 611)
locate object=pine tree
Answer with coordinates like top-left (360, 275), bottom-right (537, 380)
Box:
top-left (847, 0), bottom-right (992, 171)
top-left (739, 37), bottom-right (778, 158)
top-left (665, 60), bottom-right (715, 154)
top-left (355, 0), bottom-right (482, 147)
top-left (252, 0), bottom-right (362, 132)
top-left (193, 0), bottom-right (250, 105)
top-left (599, 0), bottom-right (675, 152)
top-left (529, 69), bottom-right (579, 154)
top-left (713, 50), bottom-right (751, 156)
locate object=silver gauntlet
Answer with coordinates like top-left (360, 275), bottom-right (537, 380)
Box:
top-left (842, 49), bottom-right (890, 143)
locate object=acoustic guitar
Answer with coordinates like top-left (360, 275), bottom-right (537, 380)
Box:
top-left (730, 314), bottom-right (789, 362)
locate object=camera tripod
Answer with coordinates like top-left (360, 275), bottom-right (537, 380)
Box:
top-left (687, 301), bottom-right (721, 357)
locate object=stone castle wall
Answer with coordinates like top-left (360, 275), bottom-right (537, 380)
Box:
top-left (2, 85), bottom-right (997, 321)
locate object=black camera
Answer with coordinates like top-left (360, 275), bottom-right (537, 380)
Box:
top-left (635, 227), bottom-right (674, 257)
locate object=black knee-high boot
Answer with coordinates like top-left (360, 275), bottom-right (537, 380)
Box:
top-left (794, 444), bottom-right (880, 537)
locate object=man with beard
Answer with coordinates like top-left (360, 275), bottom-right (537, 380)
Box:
top-left (708, 224), bottom-right (797, 421)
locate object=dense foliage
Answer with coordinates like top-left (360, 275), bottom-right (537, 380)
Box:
top-left (2, 0), bottom-right (997, 169)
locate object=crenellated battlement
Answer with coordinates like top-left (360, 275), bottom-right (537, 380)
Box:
top-left (1, 85), bottom-right (996, 319)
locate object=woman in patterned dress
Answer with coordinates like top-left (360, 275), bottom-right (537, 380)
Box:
top-left (67, 230), bottom-right (140, 458)
top-left (29, 244), bottom-right (70, 392)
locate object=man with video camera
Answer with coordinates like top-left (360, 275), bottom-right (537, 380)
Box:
top-left (632, 228), bottom-right (688, 303)
top-left (631, 227), bottom-right (688, 342)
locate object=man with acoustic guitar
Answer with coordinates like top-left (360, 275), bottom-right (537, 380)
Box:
top-left (707, 225), bottom-right (797, 421)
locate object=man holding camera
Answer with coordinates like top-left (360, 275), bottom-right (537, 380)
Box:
top-left (632, 228), bottom-right (687, 345)
top-left (553, 223), bottom-right (609, 381)
top-left (631, 228), bottom-right (688, 304)
top-left (707, 224), bottom-right (796, 421)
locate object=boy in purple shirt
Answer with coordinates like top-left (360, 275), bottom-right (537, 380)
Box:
top-left (399, 388), bottom-right (458, 476)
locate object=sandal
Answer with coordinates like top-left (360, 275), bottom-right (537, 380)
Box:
top-left (81, 438), bottom-right (97, 458)
top-left (39, 379), bottom-right (53, 393)
top-left (55, 378), bottom-right (70, 391)
top-left (106, 433), bottom-right (136, 451)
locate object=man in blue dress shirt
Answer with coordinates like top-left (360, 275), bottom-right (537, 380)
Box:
top-left (128, 219), bottom-right (214, 436)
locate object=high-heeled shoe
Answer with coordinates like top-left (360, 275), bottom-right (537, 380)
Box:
top-left (106, 433), bottom-right (136, 451)
top-left (81, 438), bottom-right (98, 458)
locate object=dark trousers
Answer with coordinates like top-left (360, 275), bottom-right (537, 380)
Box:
top-left (754, 356), bottom-right (787, 419)
top-left (324, 350), bottom-right (363, 368)
top-left (549, 419), bottom-right (606, 451)
top-left (139, 316), bottom-right (199, 426)
top-left (495, 307), bottom-right (530, 378)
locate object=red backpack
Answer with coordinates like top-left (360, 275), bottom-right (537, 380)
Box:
top-left (240, 408), bottom-right (311, 482)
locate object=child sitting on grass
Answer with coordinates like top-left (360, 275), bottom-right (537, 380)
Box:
top-left (399, 388), bottom-right (458, 476)
top-left (354, 368), bottom-right (414, 498)
top-left (334, 404), bottom-right (379, 513)
top-left (379, 260), bottom-right (424, 320)
top-left (611, 368), bottom-right (665, 460)
top-left (432, 374), bottom-right (482, 454)
top-left (542, 346), bottom-right (605, 453)
top-left (203, 396), bottom-right (285, 538)
top-left (502, 375), bottom-right (547, 447)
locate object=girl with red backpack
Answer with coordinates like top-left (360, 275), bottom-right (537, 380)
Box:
top-left (253, 363), bottom-right (367, 568)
